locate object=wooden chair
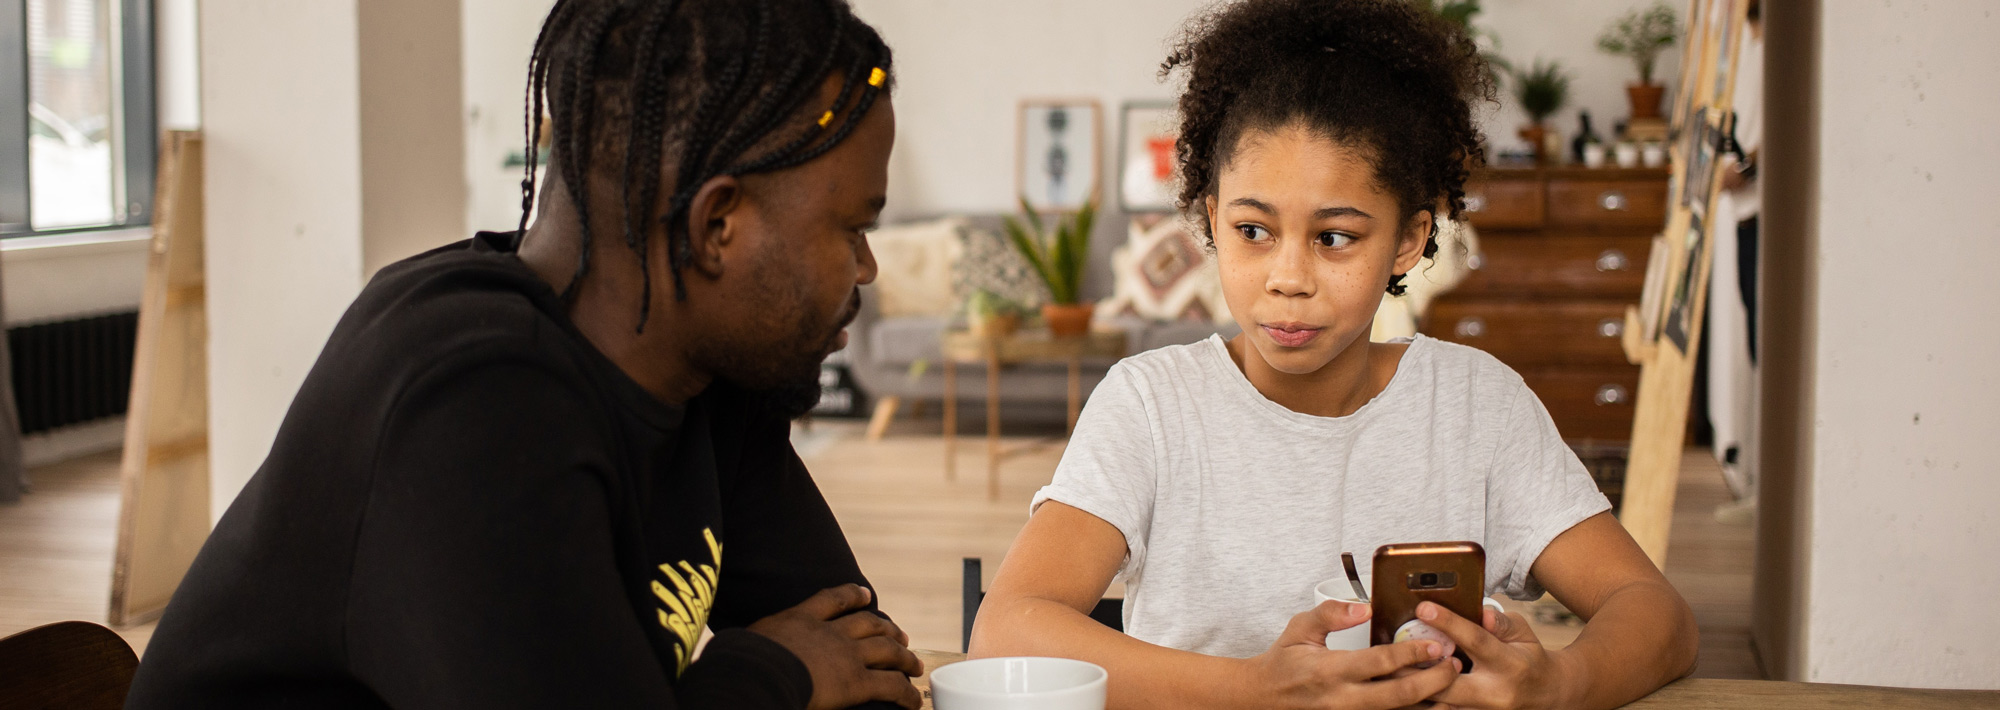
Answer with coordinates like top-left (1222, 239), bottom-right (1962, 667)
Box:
top-left (0, 621), bottom-right (139, 710)
top-left (962, 557), bottom-right (1123, 652)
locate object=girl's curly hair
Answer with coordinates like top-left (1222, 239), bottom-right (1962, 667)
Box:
top-left (1162, 0), bottom-right (1493, 295)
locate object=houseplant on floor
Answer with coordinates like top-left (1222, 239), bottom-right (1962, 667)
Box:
top-left (1511, 58), bottom-right (1571, 164)
top-left (1004, 197), bottom-right (1097, 337)
top-left (1597, 2), bottom-right (1679, 121)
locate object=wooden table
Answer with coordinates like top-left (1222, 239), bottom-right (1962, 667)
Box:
top-left (939, 328), bottom-right (1127, 500)
top-left (910, 649), bottom-right (1999, 709)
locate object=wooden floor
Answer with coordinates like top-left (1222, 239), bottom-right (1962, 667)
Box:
top-left (0, 450), bottom-right (156, 655)
top-left (2, 422), bottom-right (1755, 679)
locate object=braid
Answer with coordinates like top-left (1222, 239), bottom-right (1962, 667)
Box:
top-left (620, 0), bottom-right (682, 330)
top-left (527, 0), bottom-right (895, 329)
top-left (517, 0), bottom-right (583, 241)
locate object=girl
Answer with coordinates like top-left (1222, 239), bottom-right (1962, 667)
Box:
top-left (969, 1), bottom-right (1698, 708)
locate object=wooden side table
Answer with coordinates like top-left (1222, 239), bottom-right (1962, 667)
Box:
top-left (940, 328), bottom-right (1128, 500)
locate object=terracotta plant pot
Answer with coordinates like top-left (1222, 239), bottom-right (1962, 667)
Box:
top-left (1626, 83), bottom-right (1665, 120)
top-left (1042, 303), bottom-right (1094, 338)
top-left (1518, 124), bottom-right (1550, 164)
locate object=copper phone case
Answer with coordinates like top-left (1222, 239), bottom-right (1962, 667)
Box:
top-left (1369, 541), bottom-right (1486, 651)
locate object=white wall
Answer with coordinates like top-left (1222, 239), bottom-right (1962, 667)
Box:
top-left (156, 0), bottom-right (201, 130)
top-left (201, 0), bottom-right (463, 520)
top-left (1795, 1), bottom-right (2000, 688)
top-left (1476, 2), bottom-right (1683, 155)
top-left (462, 0), bottom-right (554, 234)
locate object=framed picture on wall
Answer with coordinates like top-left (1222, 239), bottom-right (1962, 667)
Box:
top-left (1118, 101), bottom-right (1180, 213)
top-left (1017, 99), bottom-right (1102, 212)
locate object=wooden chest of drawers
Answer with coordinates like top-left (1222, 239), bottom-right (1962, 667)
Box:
top-left (1422, 166), bottom-right (1669, 443)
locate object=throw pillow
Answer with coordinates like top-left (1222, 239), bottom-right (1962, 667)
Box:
top-left (1096, 215), bottom-right (1231, 323)
top-left (951, 223), bottom-right (1051, 312)
top-left (867, 217), bottom-right (966, 318)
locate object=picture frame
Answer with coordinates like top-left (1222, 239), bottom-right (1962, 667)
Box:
top-left (1662, 210), bottom-right (1705, 353)
top-left (1117, 101), bottom-right (1179, 213)
top-left (1017, 99), bottom-right (1103, 212)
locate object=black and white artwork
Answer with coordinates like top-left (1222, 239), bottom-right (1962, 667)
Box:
top-left (1019, 100), bottom-right (1101, 211)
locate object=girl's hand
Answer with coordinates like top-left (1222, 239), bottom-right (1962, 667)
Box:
top-left (1240, 601), bottom-right (1461, 710)
top-left (1418, 601), bottom-right (1582, 710)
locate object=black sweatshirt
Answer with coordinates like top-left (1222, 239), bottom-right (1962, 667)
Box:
top-left (127, 233), bottom-right (891, 709)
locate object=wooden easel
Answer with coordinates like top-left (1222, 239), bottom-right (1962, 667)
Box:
top-left (1618, 0), bottom-right (1750, 568)
top-left (109, 131), bottom-right (211, 627)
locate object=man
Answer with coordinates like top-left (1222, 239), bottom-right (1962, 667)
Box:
top-left (127, 1), bottom-right (920, 707)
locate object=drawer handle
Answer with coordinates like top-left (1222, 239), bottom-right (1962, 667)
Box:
top-left (1595, 249), bottom-right (1630, 272)
top-left (1465, 194), bottom-right (1487, 213)
top-left (1598, 190), bottom-right (1629, 211)
top-left (1596, 384), bottom-right (1630, 405)
top-left (1598, 318), bottom-right (1624, 338)
top-left (1467, 254), bottom-right (1485, 271)
top-left (1454, 316), bottom-right (1487, 338)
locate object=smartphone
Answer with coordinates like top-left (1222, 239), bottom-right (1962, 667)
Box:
top-left (1370, 541), bottom-right (1486, 672)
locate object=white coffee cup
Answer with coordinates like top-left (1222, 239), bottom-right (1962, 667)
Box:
top-left (1312, 576), bottom-right (1508, 652)
top-left (929, 656), bottom-right (1107, 710)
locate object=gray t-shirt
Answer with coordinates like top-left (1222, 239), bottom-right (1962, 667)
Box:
top-left (1030, 334), bottom-right (1610, 659)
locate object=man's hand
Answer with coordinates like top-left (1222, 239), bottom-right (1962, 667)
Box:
top-left (748, 584), bottom-right (925, 710)
top-left (1420, 602), bottom-right (1579, 710)
top-left (1239, 600), bottom-right (1460, 710)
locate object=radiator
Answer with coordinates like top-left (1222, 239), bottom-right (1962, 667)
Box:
top-left (6, 311), bottom-right (139, 435)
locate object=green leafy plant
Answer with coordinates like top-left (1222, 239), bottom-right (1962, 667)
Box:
top-left (1002, 197), bottom-right (1096, 306)
top-left (1412, 0), bottom-right (1511, 81)
top-left (1597, 2), bottom-right (1680, 86)
top-left (1511, 58), bottom-right (1571, 126)
top-left (964, 289), bottom-right (1025, 319)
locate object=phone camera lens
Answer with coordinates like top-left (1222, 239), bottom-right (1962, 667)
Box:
top-left (1420, 573), bottom-right (1439, 587)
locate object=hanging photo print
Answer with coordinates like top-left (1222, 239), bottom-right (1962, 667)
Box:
top-left (1018, 99), bottom-right (1102, 211)
top-left (1118, 101), bottom-right (1180, 213)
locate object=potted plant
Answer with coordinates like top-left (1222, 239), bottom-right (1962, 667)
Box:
top-left (964, 289), bottom-right (1024, 339)
top-left (1510, 58), bottom-right (1571, 164)
top-left (1597, 2), bottom-right (1679, 120)
top-left (1003, 197), bottom-right (1097, 338)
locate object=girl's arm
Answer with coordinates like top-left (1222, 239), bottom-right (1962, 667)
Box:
top-left (973, 501), bottom-right (1458, 710)
top-left (1427, 512), bottom-right (1700, 709)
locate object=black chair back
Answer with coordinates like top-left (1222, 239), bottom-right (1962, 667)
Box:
top-left (962, 557), bottom-right (1123, 652)
top-left (0, 621), bottom-right (138, 710)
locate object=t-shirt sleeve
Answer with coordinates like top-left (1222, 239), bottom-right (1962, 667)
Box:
top-left (1029, 362), bottom-right (1159, 577)
top-left (344, 360), bottom-right (810, 710)
top-left (1484, 383), bottom-right (1613, 600)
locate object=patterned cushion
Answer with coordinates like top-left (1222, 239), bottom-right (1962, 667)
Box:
top-left (951, 224), bottom-right (1051, 310)
top-left (1096, 215), bottom-right (1231, 323)
top-left (868, 218), bottom-right (966, 318)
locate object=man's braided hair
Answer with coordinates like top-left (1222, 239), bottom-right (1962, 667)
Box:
top-left (1162, 0), bottom-right (1491, 295)
top-left (519, 0), bottom-right (892, 329)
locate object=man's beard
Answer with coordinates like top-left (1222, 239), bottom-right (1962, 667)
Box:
top-left (740, 289), bottom-right (861, 421)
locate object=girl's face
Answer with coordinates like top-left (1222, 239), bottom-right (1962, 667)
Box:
top-left (1207, 123), bottom-right (1431, 376)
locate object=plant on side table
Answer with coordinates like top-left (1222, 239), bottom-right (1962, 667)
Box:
top-left (1597, 2), bottom-right (1680, 121)
top-left (1511, 58), bottom-right (1571, 164)
top-left (965, 289), bottom-right (1025, 339)
top-left (1003, 197), bottom-right (1097, 338)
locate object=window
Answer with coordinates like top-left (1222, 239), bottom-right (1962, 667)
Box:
top-left (2, 0), bottom-right (154, 237)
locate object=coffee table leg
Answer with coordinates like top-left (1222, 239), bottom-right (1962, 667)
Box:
top-left (987, 352), bottom-right (1001, 501)
top-left (943, 359), bottom-right (956, 481)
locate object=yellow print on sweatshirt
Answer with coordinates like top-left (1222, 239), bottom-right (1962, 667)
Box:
top-left (653, 527), bottom-right (722, 675)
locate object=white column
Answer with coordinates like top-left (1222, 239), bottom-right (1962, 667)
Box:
top-left (202, 0), bottom-right (463, 521)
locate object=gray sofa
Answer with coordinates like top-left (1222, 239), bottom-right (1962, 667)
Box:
top-left (845, 281), bottom-right (1238, 430)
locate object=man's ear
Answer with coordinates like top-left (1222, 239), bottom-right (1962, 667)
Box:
top-left (684, 174), bottom-right (745, 278)
top-left (1394, 209), bottom-right (1435, 276)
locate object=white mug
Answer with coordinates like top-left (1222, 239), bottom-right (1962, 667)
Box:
top-left (929, 656), bottom-right (1107, 710)
top-left (1312, 577), bottom-right (1508, 652)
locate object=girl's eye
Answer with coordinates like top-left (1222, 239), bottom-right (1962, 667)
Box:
top-left (1317, 231), bottom-right (1355, 248)
top-left (1236, 224), bottom-right (1271, 242)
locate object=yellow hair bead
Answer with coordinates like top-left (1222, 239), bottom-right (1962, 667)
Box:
top-left (818, 110), bottom-right (835, 127)
top-left (868, 67), bottom-right (886, 87)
